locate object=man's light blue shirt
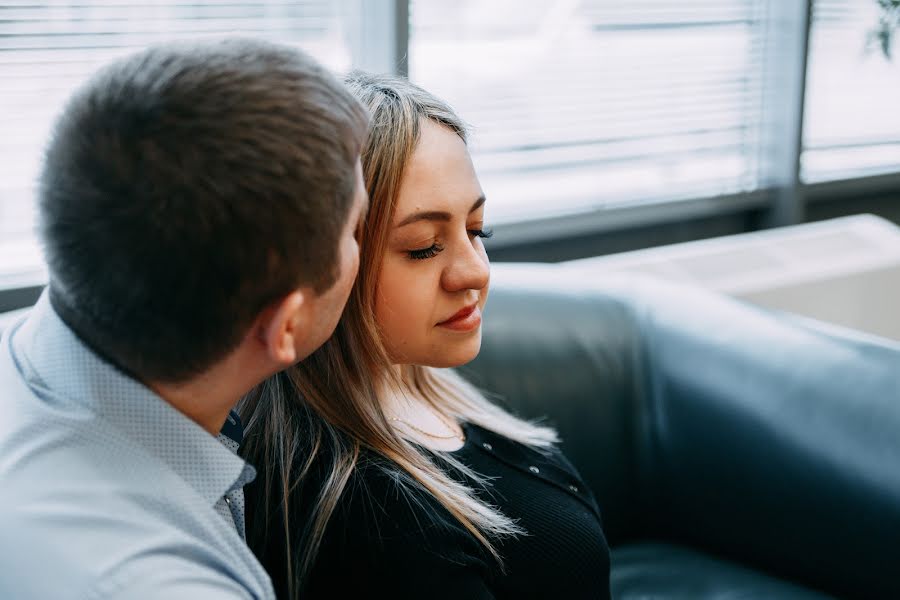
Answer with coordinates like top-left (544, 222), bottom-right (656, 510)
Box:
top-left (0, 293), bottom-right (275, 599)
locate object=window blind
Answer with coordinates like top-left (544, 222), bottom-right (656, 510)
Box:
top-left (410, 0), bottom-right (769, 223)
top-left (802, 0), bottom-right (900, 182)
top-left (0, 1), bottom-right (353, 280)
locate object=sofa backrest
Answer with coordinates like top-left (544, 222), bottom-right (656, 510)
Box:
top-left (462, 267), bottom-right (647, 545)
top-left (467, 264), bottom-right (900, 597)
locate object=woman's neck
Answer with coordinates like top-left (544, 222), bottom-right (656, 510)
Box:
top-left (382, 366), bottom-right (466, 452)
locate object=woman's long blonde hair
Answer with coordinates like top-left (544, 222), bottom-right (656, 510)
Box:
top-left (239, 72), bottom-right (558, 599)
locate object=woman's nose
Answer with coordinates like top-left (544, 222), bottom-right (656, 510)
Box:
top-left (441, 236), bottom-right (490, 292)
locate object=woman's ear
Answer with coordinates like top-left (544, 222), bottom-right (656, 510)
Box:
top-left (258, 290), bottom-right (307, 367)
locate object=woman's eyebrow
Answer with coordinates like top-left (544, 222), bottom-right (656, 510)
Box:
top-left (395, 195), bottom-right (486, 228)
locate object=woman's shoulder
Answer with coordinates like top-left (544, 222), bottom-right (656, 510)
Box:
top-left (302, 449), bottom-right (493, 595)
top-left (283, 437), bottom-right (473, 543)
top-left (327, 451), bottom-right (475, 549)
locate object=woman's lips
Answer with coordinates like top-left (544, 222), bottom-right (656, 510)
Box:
top-left (437, 304), bottom-right (481, 332)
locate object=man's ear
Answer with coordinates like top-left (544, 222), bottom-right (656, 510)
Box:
top-left (258, 290), bottom-right (307, 367)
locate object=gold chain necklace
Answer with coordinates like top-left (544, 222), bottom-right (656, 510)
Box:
top-left (389, 407), bottom-right (464, 442)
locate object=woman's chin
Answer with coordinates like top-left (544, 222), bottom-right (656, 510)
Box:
top-left (419, 337), bottom-right (483, 369)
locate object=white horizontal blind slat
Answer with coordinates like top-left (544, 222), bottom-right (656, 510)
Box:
top-left (0, 1), bottom-right (353, 277)
top-left (409, 0), bottom-right (766, 224)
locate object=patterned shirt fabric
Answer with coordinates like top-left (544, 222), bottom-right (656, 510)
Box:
top-left (217, 412), bottom-right (250, 540)
top-left (0, 291), bottom-right (275, 599)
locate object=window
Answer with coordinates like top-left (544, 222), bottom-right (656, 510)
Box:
top-left (0, 1), bottom-right (356, 283)
top-left (409, 0), bottom-right (769, 223)
top-left (802, 0), bottom-right (900, 182)
top-left (1, 1), bottom-right (899, 295)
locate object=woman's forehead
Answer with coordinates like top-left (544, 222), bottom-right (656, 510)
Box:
top-left (394, 122), bottom-right (482, 220)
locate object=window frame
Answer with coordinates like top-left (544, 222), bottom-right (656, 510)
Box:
top-left (4, 0), bottom-right (898, 308)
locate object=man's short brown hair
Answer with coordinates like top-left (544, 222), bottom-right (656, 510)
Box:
top-left (39, 38), bottom-right (369, 382)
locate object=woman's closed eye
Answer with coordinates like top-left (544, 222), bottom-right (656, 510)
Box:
top-left (406, 228), bottom-right (492, 260)
top-left (468, 227), bottom-right (493, 240)
top-left (408, 243), bottom-right (444, 260)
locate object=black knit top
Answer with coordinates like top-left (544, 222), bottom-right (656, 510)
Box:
top-left (245, 422), bottom-right (611, 599)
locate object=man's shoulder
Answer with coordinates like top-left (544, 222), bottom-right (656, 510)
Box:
top-left (0, 482), bottom-right (234, 597)
top-left (0, 354), bottom-right (167, 495)
top-left (0, 417), bottom-right (224, 593)
top-left (0, 382), bottom-right (270, 598)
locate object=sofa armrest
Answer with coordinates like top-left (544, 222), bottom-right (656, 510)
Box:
top-left (631, 277), bottom-right (900, 598)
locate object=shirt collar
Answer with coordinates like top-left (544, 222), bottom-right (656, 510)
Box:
top-left (220, 409), bottom-right (244, 446)
top-left (9, 290), bottom-right (255, 506)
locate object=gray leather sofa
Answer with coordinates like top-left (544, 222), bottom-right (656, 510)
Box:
top-left (3, 262), bottom-right (897, 598)
top-left (462, 264), bottom-right (900, 599)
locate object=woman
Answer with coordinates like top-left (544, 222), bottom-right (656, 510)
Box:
top-left (240, 72), bottom-right (611, 599)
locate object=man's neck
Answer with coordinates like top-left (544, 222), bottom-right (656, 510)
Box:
top-left (49, 285), bottom-right (258, 437)
top-left (150, 376), bottom-right (241, 437)
top-left (151, 343), bottom-right (273, 436)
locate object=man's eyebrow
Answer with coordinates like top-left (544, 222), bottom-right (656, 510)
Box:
top-left (395, 195), bottom-right (486, 228)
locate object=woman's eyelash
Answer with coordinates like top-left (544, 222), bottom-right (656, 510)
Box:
top-left (408, 243), bottom-right (444, 260)
top-left (407, 228), bottom-right (491, 260)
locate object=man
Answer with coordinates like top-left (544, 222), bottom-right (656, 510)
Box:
top-left (0, 38), bottom-right (368, 598)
